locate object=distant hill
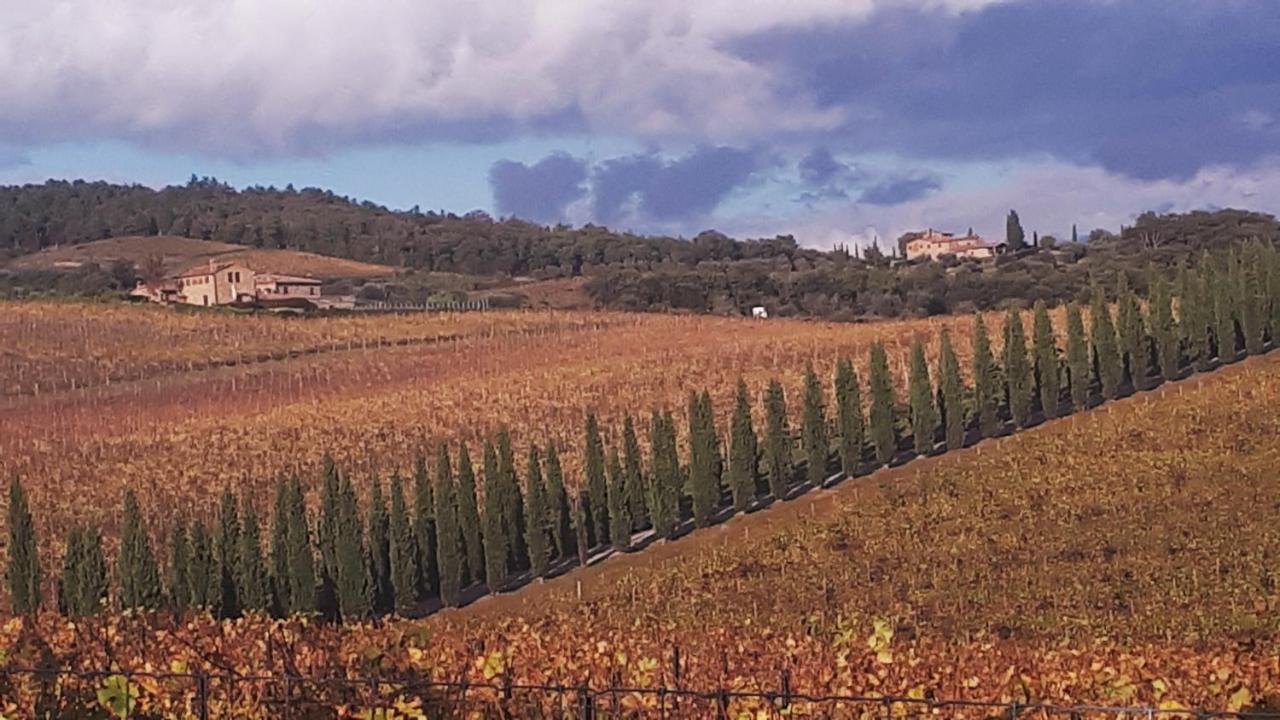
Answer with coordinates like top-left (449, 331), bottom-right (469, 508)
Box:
top-left (7, 235), bottom-right (396, 280)
top-left (2, 178), bottom-right (1276, 318)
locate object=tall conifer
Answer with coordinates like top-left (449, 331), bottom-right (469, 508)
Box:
top-left (907, 340), bottom-right (937, 454)
top-left (434, 444), bottom-right (462, 607)
top-left (524, 445), bottom-right (551, 577)
top-left (800, 364), bottom-right (829, 484)
top-left (937, 329), bottom-right (966, 450)
top-left (834, 358), bottom-right (864, 475)
top-left (269, 477), bottom-right (291, 614)
top-left (1003, 310), bottom-right (1033, 428)
top-left (388, 473), bottom-right (417, 615)
top-left (412, 453), bottom-right (439, 599)
top-left (285, 477), bottom-right (315, 613)
top-left (1148, 270), bottom-right (1180, 380)
top-left (1065, 303), bottom-right (1090, 409)
top-left (237, 499), bottom-right (270, 613)
top-left (868, 343), bottom-right (897, 465)
top-left (119, 489), bottom-right (163, 611)
top-left (188, 521), bottom-right (213, 611)
top-left (454, 444), bottom-right (484, 586)
top-left (727, 379), bottom-right (760, 513)
top-left (688, 391), bottom-right (720, 526)
top-left (366, 480), bottom-right (392, 614)
top-left (606, 447), bottom-right (631, 551)
top-left (214, 488), bottom-right (241, 619)
top-left (647, 409), bottom-right (681, 539)
top-left (971, 315), bottom-right (1000, 436)
top-left (334, 474), bottom-right (367, 619)
top-left (1116, 273), bottom-right (1148, 388)
top-left (481, 440), bottom-right (507, 593)
top-left (1211, 257), bottom-right (1237, 363)
top-left (1032, 301), bottom-right (1060, 418)
top-left (544, 443), bottom-right (573, 562)
top-left (167, 522), bottom-right (192, 613)
top-left (1240, 242), bottom-right (1266, 355)
top-left (762, 380), bottom-right (791, 500)
top-left (621, 416), bottom-right (648, 530)
top-left (1089, 286), bottom-right (1122, 400)
top-left (496, 428), bottom-right (527, 572)
top-left (60, 525), bottom-right (107, 617)
top-left (6, 477), bottom-right (40, 613)
top-left (582, 413), bottom-right (609, 547)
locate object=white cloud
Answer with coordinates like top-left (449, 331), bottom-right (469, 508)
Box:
top-left (718, 157), bottom-right (1280, 250)
top-left (0, 0), bottom-right (1003, 157)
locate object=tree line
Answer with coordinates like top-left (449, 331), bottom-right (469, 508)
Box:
top-left (8, 241), bottom-right (1280, 619)
top-left (4, 179), bottom-right (1279, 321)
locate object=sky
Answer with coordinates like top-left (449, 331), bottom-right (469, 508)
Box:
top-left (3, 0), bottom-right (1280, 249)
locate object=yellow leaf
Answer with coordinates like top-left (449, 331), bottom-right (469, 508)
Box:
top-left (1228, 687), bottom-right (1252, 712)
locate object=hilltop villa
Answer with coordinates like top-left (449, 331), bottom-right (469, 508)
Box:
top-left (900, 229), bottom-right (1004, 261)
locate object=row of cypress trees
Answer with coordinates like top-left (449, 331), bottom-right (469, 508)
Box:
top-left (9, 243), bottom-right (1280, 618)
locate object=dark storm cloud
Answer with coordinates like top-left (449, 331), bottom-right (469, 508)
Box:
top-left (730, 0), bottom-right (1280, 180)
top-left (859, 174), bottom-right (942, 206)
top-left (488, 152), bottom-right (589, 224)
top-left (591, 145), bottom-right (760, 224)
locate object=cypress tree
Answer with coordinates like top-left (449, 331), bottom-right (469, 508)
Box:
top-left (237, 499), bottom-right (270, 613)
top-left (1003, 310), bottom-right (1033, 428)
top-left (213, 488), bottom-right (242, 618)
top-left (285, 477), bottom-right (315, 613)
top-left (1264, 242), bottom-right (1274, 340)
top-left (582, 413), bottom-right (609, 546)
top-left (834, 358), bottom-right (864, 476)
top-left (366, 479), bottom-right (392, 615)
top-left (1065, 303), bottom-right (1090, 410)
top-left (167, 522), bottom-right (192, 613)
top-left (1240, 242), bottom-right (1266, 355)
top-left (647, 409), bottom-right (681, 539)
top-left (867, 343), bottom-right (897, 465)
top-left (523, 445), bottom-right (551, 577)
top-left (496, 428), bottom-right (527, 572)
top-left (606, 446), bottom-right (631, 550)
top-left (687, 390), bottom-right (720, 527)
top-left (971, 314), bottom-right (1000, 437)
top-left (727, 379), bottom-right (760, 513)
top-left (1211, 257), bottom-right (1237, 363)
top-left (907, 340), bottom-right (937, 455)
top-left (1031, 301), bottom-right (1060, 419)
top-left (60, 525), bottom-right (107, 617)
top-left (454, 444), bottom-right (483, 587)
top-left (481, 439), bottom-right (507, 593)
top-left (937, 329), bottom-right (966, 450)
top-left (433, 444), bottom-right (462, 607)
top-left (800, 363), bottom-right (829, 485)
top-left (544, 443), bottom-right (573, 561)
top-left (188, 521), bottom-right (213, 611)
top-left (621, 416), bottom-right (648, 530)
top-left (762, 379), bottom-right (791, 500)
top-left (269, 477), bottom-right (291, 615)
top-left (1148, 270), bottom-right (1180, 381)
top-left (119, 488), bottom-right (163, 611)
top-left (1180, 265), bottom-right (1213, 372)
top-left (388, 473), bottom-right (417, 615)
top-left (1116, 273), bottom-right (1148, 389)
top-left (412, 453), bottom-right (439, 599)
top-left (6, 477), bottom-right (40, 614)
top-left (1089, 286), bottom-right (1123, 400)
top-left (316, 455), bottom-right (341, 616)
top-left (334, 473), bottom-right (367, 620)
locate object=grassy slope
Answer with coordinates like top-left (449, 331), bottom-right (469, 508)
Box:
top-left (446, 352), bottom-right (1280, 644)
top-left (5, 235), bottom-right (396, 279)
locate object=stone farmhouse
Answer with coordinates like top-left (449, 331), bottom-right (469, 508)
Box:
top-left (131, 261), bottom-right (322, 306)
top-left (900, 229), bottom-right (1004, 261)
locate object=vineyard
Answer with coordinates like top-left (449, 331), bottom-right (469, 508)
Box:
top-left (3, 243), bottom-right (1280, 717)
top-left (1, 302), bottom-right (997, 558)
top-left (1, 351), bottom-right (1278, 716)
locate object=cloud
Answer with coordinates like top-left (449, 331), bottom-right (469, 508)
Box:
top-left (798, 147), bottom-right (846, 186)
top-left (0, 0), bottom-right (1005, 158)
top-left (489, 152), bottom-right (588, 223)
top-left (591, 145), bottom-right (761, 224)
top-left (732, 0), bottom-right (1280, 180)
top-left (858, 173), bottom-right (941, 206)
top-left (727, 158), bottom-right (1280, 251)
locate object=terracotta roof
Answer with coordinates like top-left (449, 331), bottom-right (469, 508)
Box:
top-left (255, 273), bottom-right (321, 285)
